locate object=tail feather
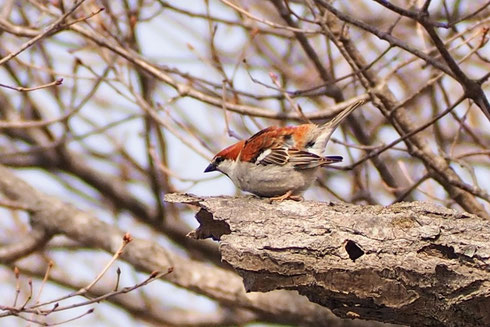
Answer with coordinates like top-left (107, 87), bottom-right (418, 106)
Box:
top-left (324, 155), bottom-right (343, 162)
top-left (323, 99), bottom-right (367, 131)
top-left (321, 155), bottom-right (343, 166)
top-left (312, 99), bottom-right (367, 153)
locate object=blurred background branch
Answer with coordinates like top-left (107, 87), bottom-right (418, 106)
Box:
top-left (0, 0), bottom-right (488, 326)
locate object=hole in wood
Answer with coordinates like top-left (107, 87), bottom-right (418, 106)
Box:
top-left (417, 244), bottom-right (458, 260)
top-left (345, 240), bottom-right (364, 261)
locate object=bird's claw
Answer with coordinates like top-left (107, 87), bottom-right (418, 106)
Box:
top-left (268, 190), bottom-right (303, 203)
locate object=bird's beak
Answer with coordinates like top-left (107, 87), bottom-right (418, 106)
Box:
top-left (204, 163), bottom-right (217, 173)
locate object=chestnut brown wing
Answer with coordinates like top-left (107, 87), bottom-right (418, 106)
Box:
top-left (240, 124), bottom-right (338, 169)
top-left (240, 126), bottom-right (295, 163)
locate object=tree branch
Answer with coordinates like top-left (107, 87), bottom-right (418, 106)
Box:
top-left (0, 225), bottom-right (51, 264)
top-left (18, 262), bottom-right (259, 327)
top-left (165, 193), bottom-right (490, 327)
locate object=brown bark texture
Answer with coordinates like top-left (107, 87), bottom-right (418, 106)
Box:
top-left (165, 193), bottom-right (490, 327)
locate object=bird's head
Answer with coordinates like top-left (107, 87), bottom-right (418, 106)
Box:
top-left (204, 140), bottom-right (245, 175)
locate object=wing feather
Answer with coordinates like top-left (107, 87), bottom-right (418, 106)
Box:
top-left (288, 149), bottom-right (324, 169)
top-left (240, 125), bottom-right (342, 170)
top-left (257, 147), bottom-right (289, 166)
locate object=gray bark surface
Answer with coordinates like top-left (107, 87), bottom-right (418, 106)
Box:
top-left (165, 193), bottom-right (490, 327)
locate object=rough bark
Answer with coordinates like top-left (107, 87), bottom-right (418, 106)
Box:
top-left (165, 193), bottom-right (490, 327)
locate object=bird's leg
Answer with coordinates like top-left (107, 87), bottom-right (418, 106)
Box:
top-left (269, 190), bottom-right (292, 202)
top-left (269, 190), bottom-right (303, 203)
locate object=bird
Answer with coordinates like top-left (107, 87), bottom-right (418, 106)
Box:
top-left (204, 99), bottom-right (367, 201)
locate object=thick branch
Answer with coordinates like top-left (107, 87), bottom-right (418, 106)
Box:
top-left (0, 225), bottom-right (51, 264)
top-left (165, 193), bottom-right (490, 327)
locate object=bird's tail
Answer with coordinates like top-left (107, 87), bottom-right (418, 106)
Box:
top-left (312, 99), bottom-right (367, 153)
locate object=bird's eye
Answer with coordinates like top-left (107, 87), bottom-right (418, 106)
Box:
top-left (214, 157), bottom-right (224, 165)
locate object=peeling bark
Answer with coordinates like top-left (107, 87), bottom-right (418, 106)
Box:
top-left (165, 193), bottom-right (490, 327)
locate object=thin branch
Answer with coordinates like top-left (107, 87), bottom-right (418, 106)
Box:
top-left (0, 78), bottom-right (62, 92)
top-left (0, 0), bottom-right (86, 66)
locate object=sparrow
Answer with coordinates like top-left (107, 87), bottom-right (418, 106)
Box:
top-left (204, 99), bottom-right (366, 201)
